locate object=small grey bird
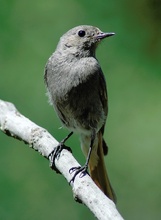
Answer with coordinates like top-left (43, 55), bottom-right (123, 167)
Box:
top-left (44, 25), bottom-right (116, 203)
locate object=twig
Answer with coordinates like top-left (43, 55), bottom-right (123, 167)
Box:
top-left (0, 99), bottom-right (124, 220)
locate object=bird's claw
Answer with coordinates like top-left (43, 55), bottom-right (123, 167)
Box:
top-left (49, 143), bottom-right (72, 173)
top-left (69, 165), bottom-right (88, 184)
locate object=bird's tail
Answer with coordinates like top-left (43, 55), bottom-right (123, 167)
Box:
top-left (81, 132), bottom-right (116, 203)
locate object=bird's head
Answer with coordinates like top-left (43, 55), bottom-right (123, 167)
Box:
top-left (57, 25), bottom-right (115, 57)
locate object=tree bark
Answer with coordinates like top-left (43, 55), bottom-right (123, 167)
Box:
top-left (0, 99), bottom-right (124, 220)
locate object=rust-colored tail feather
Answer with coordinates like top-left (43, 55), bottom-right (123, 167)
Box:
top-left (89, 133), bottom-right (116, 203)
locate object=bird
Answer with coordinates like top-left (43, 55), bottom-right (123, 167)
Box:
top-left (44, 25), bottom-right (116, 203)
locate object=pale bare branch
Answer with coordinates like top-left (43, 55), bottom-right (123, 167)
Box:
top-left (0, 99), bottom-right (124, 220)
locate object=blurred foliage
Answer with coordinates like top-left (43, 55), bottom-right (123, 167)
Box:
top-left (0, 0), bottom-right (161, 219)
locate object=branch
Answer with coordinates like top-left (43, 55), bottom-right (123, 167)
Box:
top-left (0, 99), bottom-right (124, 220)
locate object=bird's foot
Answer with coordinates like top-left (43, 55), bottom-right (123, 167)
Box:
top-left (69, 164), bottom-right (88, 184)
top-left (48, 134), bottom-right (72, 173)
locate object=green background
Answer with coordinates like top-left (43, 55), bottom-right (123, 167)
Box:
top-left (0, 0), bottom-right (161, 219)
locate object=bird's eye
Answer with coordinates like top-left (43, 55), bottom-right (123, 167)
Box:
top-left (78, 30), bottom-right (86, 37)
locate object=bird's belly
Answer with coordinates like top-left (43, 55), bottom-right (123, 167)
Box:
top-left (59, 102), bottom-right (105, 135)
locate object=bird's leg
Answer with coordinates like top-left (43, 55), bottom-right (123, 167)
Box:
top-left (60, 131), bottom-right (74, 144)
top-left (69, 130), bottom-right (96, 183)
top-left (48, 131), bottom-right (73, 173)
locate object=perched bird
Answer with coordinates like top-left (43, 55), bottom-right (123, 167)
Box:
top-left (44, 25), bottom-right (116, 203)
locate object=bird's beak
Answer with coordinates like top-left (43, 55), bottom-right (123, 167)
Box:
top-left (96, 32), bottom-right (115, 40)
